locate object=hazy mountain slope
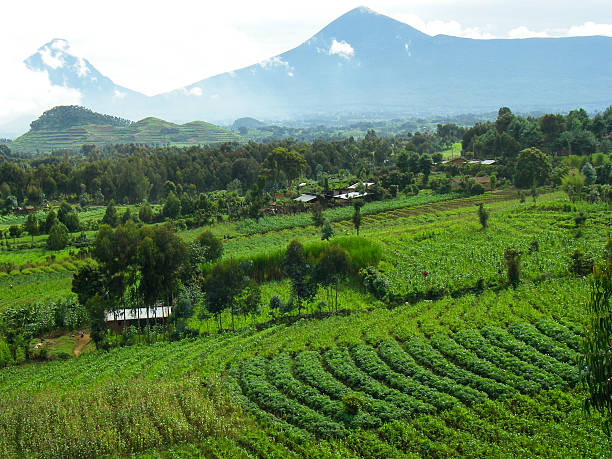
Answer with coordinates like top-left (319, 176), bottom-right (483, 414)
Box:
top-left (156, 7), bottom-right (611, 121)
top-left (9, 106), bottom-right (241, 153)
top-left (11, 6), bottom-right (612, 132)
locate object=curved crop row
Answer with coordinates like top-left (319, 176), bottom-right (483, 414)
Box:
top-left (377, 340), bottom-right (488, 405)
top-left (292, 350), bottom-right (402, 423)
top-left (240, 358), bottom-right (347, 438)
top-left (267, 354), bottom-right (380, 429)
top-left (480, 326), bottom-right (578, 385)
top-left (507, 323), bottom-right (576, 364)
top-left (429, 334), bottom-right (539, 395)
top-left (402, 337), bottom-right (516, 399)
top-left (452, 329), bottom-right (563, 389)
top-left (349, 344), bottom-right (459, 411)
top-left (324, 347), bottom-right (435, 416)
top-left (534, 319), bottom-right (581, 352)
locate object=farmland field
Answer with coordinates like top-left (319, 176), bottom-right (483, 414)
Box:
top-left (0, 189), bottom-right (610, 458)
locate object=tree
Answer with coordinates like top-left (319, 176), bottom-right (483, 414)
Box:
top-left (23, 214), bottom-right (38, 244)
top-left (236, 282), bottom-right (262, 324)
top-left (63, 212), bottom-right (80, 232)
top-left (561, 171), bottom-right (585, 202)
top-left (163, 192), bottom-right (181, 219)
top-left (490, 174), bottom-right (497, 191)
top-left (102, 200), bottom-right (119, 227)
top-left (72, 264), bottom-right (105, 306)
top-left (57, 202), bottom-right (73, 224)
top-left (263, 147), bottom-right (307, 186)
top-left (504, 247), bottom-right (521, 288)
top-left (531, 179), bottom-right (538, 203)
top-left (314, 245), bottom-right (351, 312)
top-left (121, 207), bottom-right (135, 224)
top-left (43, 210), bottom-right (57, 234)
top-left (203, 259), bottom-right (247, 330)
top-left (514, 147), bottom-right (551, 188)
top-left (196, 229), bottom-right (223, 262)
top-left (477, 204), bottom-right (489, 230)
top-left (311, 204), bottom-right (324, 228)
top-left (418, 154), bottom-right (433, 183)
top-left (582, 162), bottom-right (597, 186)
top-left (8, 225), bottom-right (21, 242)
top-left (579, 256), bottom-right (612, 433)
top-left (46, 222), bottom-right (69, 250)
top-left (352, 201), bottom-right (363, 235)
top-left (72, 265), bottom-right (107, 349)
top-left (139, 201), bottom-right (153, 223)
top-left (283, 240), bottom-right (317, 315)
top-left (321, 219), bottom-right (334, 241)
top-left (396, 151), bottom-right (410, 173)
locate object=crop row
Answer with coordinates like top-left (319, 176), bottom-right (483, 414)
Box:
top-left (233, 322), bottom-right (579, 436)
top-left (451, 329), bottom-right (563, 389)
top-left (429, 334), bottom-right (540, 395)
top-left (480, 326), bottom-right (578, 385)
top-left (507, 322), bottom-right (577, 364)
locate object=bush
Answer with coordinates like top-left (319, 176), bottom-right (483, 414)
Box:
top-left (46, 222), bottom-right (69, 250)
top-left (504, 247), bottom-right (521, 288)
top-left (569, 250), bottom-right (593, 276)
top-left (342, 393), bottom-right (365, 415)
top-left (359, 266), bottom-right (389, 300)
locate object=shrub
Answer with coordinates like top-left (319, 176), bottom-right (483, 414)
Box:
top-left (504, 247), bottom-right (521, 288)
top-left (569, 250), bottom-right (593, 276)
top-left (46, 222), bottom-right (69, 250)
top-left (477, 203), bottom-right (489, 229)
top-left (342, 393), bottom-right (365, 415)
top-left (359, 266), bottom-right (389, 300)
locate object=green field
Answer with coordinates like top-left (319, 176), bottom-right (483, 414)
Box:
top-left (0, 189), bottom-right (610, 457)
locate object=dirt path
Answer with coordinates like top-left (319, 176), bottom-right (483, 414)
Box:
top-left (73, 333), bottom-right (91, 356)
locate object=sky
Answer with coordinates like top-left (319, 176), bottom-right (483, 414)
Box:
top-left (1, 0), bottom-right (611, 131)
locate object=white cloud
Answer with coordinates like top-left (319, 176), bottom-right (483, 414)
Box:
top-left (113, 89), bottom-right (126, 100)
top-left (329, 39), bottom-right (354, 59)
top-left (0, 61), bottom-right (81, 131)
top-left (404, 43), bottom-right (411, 56)
top-left (566, 22), bottom-right (612, 37)
top-left (508, 26), bottom-right (550, 39)
top-left (258, 56), bottom-right (294, 76)
top-left (185, 87), bottom-right (203, 96)
top-left (259, 56), bottom-right (289, 69)
top-left (395, 13), bottom-right (495, 39)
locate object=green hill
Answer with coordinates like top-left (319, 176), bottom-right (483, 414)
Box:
top-left (9, 106), bottom-right (242, 153)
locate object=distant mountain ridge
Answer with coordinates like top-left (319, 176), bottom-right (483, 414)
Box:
top-left (29, 105), bottom-right (132, 131)
top-left (8, 6), bottom-right (612, 135)
top-left (10, 106), bottom-right (241, 153)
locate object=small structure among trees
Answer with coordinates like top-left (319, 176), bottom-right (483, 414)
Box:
top-left (104, 305), bottom-right (172, 333)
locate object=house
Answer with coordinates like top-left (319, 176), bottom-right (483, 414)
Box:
top-left (294, 194), bottom-right (318, 203)
top-left (451, 176), bottom-right (491, 189)
top-left (348, 182), bottom-right (374, 190)
top-left (468, 159), bottom-right (496, 165)
top-left (442, 157), bottom-right (467, 166)
top-left (105, 305), bottom-right (172, 332)
top-left (333, 191), bottom-right (368, 201)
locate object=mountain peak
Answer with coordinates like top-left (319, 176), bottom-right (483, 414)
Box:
top-left (348, 6), bottom-right (378, 15)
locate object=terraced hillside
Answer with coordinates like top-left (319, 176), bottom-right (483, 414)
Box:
top-left (9, 108), bottom-right (242, 153)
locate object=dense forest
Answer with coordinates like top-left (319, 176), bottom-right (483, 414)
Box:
top-left (0, 107), bottom-right (610, 209)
